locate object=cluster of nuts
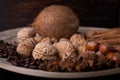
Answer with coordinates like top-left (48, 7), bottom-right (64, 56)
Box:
top-left (16, 27), bottom-right (87, 61)
top-left (16, 27), bottom-right (57, 60)
top-left (86, 41), bottom-right (120, 62)
top-left (16, 27), bottom-right (120, 63)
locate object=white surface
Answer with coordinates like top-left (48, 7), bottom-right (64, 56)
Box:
top-left (0, 27), bottom-right (120, 78)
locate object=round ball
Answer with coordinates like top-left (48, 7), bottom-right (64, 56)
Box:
top-left (32, 5), bottom-right (79, 39)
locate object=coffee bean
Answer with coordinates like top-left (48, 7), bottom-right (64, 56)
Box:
top-left (24, 64), bottom-right (29, 68)
top-left (38, 63), bottom-right (46, 70)
top-left (29, 65), bottom-right (37, 69)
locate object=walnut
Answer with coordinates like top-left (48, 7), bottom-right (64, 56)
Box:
top-left (70, 33), bottom-right (86, 48)
top-left (17, 37), bottom-right (37, 56)
top-left (34, 34), bottom-right (43, 43)
top-left (70, 34), bottom-right (87, 54)
top-left (40, 37), bottom-right (52, 44)
top-left (77, 45), bottom-right (86, 53)
top-left (51, 37), bottom-right (58, 43)
top-left (17, 27), bottom-right (36, 43)
top-left (53, 38), bottom-right (76, 61)
top-left (32, 42), bottom-right (57, 60)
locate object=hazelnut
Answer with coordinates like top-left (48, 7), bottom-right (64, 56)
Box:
top-left (86, 41), bottom-right (99, 51)
top-left (106, 52), bottom-right (120, 62)
top-left (17, 37), bottom-right (37, 56)
top-left (17, 27), bottom-right (36, 43)
top-left (99, 43), bottom-right (112, 55)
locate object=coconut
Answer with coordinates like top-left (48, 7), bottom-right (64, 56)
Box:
top-left (32, 5), bottom-right (79, 39)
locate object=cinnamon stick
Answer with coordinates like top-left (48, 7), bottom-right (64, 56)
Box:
top-left (113, 45), bottom-right (120, 52)
top-left (96, 28), bottom-right (120, 34)
top-left (86, 28), bottom-right (120, 39)
top-left (96, 38), bottom-right (120, 45)
top-left (92, 34), bottom-right (120, 40)
top-left (92, 30), bottom-right (120, 39)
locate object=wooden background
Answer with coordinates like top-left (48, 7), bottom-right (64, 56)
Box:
top-left (0, 0), bottom-right (119, 31)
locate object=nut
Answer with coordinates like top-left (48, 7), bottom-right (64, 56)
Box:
top-left (99, 43), bottom-right (112, 55)
top-left (32, 42), bottom-right (57, 60)
top-left (17, 37), bottom-right (37, 56)
top-left (32, 5), bottom-right (79, 39)
top-left (34, 34), bottom-right (43, 43)
top-left (70, 34), bottom-right (86, 48)
top-left (17, 27), bottom-right (36, 43)
top-left (86, 41), bottom-right (99, 51)
top-left (51, 37), bottom-right (58, 43)
top-left (85, 30), bottom-right (96, 39)
top-left (96, 51), bottom-right (105, 60)
top-left (40, 37), bottom-right (52, 44)
top-left (77, 45), bottom-right (86, 53)
top-left (53, 38), bottom-right (76, 61)
top-left (106, 52), bottom-right (120, 62)
top-left (70, 34), bottom-right (87, 54)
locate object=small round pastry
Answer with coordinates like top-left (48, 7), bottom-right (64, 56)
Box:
top-left (32, 5), bottom-right (79, 39)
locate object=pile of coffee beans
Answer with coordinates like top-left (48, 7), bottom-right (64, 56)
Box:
top-left (0, 40), bottom-right (16, 58)
top-left (0, 40), bottom-right (119, 72)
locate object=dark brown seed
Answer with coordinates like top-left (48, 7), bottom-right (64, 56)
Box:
top-left (29, 65), bottom-right (37, 69)
top-left (38, 64), bottom-right (46, 70)
top-left (24, 64), bottom-right (29, 68)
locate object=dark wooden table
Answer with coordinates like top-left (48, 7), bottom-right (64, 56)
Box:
top-left (0, 0), bottom-right (119, 80)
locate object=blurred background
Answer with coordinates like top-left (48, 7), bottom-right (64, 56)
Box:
top-left (0, 0), bottom-right (119, 31)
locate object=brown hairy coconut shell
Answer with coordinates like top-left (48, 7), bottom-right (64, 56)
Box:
top-left (32, 5), bottom-right (79, 39)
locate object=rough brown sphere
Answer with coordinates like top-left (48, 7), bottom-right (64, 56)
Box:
top-left (32, 5), bottom-right (79, 39)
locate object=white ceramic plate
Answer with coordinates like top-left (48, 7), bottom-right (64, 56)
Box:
top-left (0, 27), bottom-right (120, 78)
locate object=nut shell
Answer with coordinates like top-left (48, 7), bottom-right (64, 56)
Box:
top-left (99, 43), bottom-right (112, 55)
top-left (17, 37), bottom-right (36, 56)
top-left (53, 38), bottom-right (76, 61)
top-left (32, 5), bottom-right (79, 39)
top-left (86, 41), bottom-right (99, 51)
top-left (17, 27), bottom-right (36, 43)
top-left (34, 34), bottom-right (43, 43)
top-left (40, 37), bottom-right (52, 44)
top-left (32, 42), bottom-right (57, 60)
top-left (70, 34), bottom-right (86, 48)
